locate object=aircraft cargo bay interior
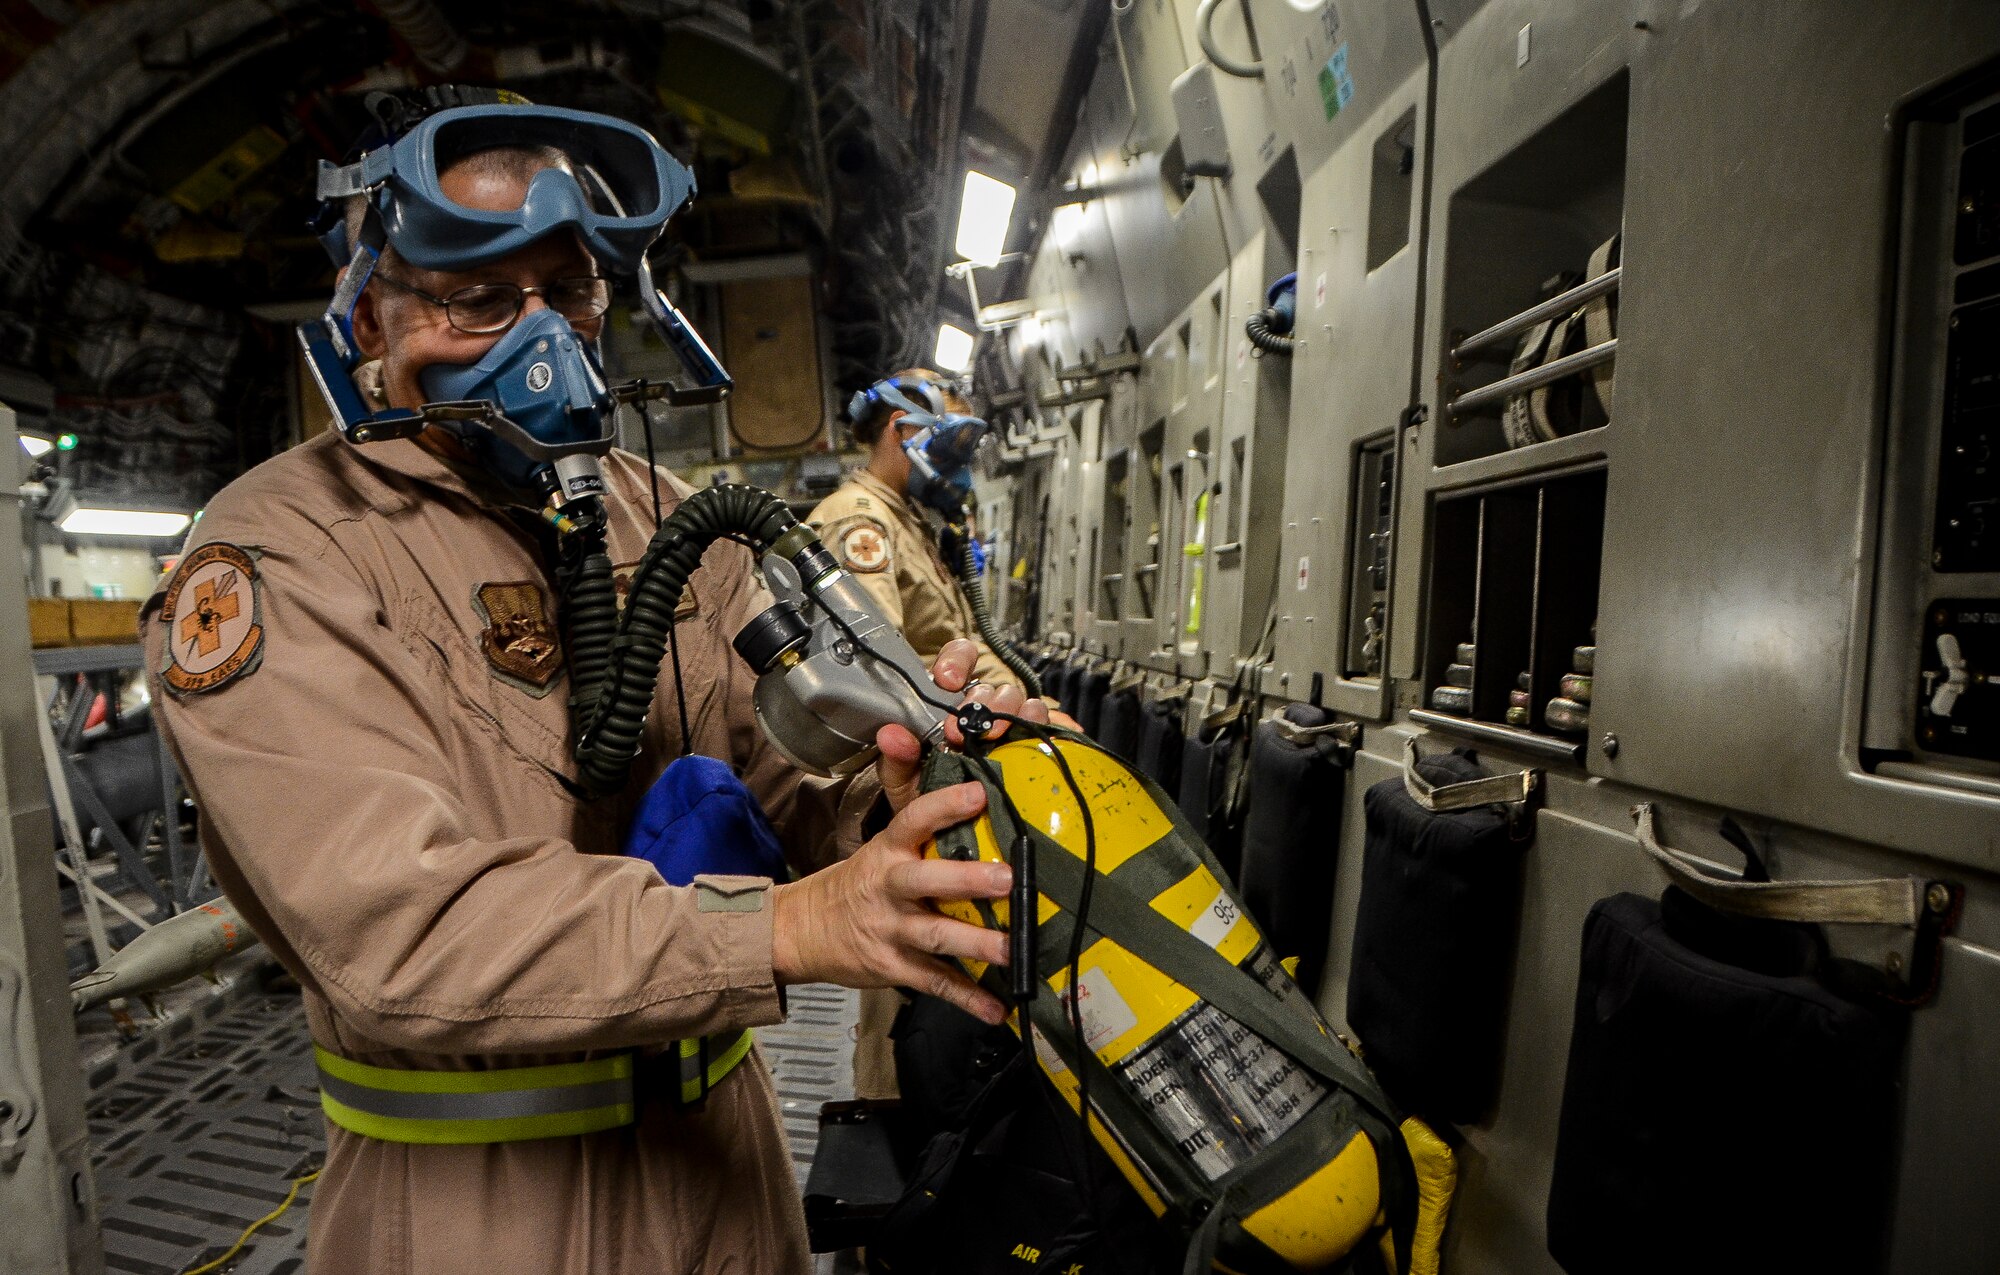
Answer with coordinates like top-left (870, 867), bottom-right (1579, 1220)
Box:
top-left (0, 2), bottom-right (1996, 1273)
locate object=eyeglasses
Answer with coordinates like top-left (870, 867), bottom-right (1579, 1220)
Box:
top-left (372, 272), bottom-right (612, 335)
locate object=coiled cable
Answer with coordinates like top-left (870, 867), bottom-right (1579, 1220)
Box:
top-left (560, 484), bottom-right (800, 796)
top-left (947, 524), bottom-right (1043, 698)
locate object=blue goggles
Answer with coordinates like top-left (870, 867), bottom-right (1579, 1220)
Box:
top-left (317, 103), bottom-right (695, 275)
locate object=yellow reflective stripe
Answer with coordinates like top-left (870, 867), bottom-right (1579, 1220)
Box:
top-left (678, 1029), bottom-right (755, 1103)
top-left (320, 1089), bottom-right (636, 1145)
top-left (312, 1046), bottom-right (633, 1095)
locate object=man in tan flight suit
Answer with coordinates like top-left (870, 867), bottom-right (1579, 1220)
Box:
top-left (810, 369), bottom-right (1021, 696)
top-left (144, 118), bottom-right (1041, 1274)
top-left (809, 371), bottom-right (1024, 1100)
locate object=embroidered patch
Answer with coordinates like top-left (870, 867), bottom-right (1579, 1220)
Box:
top-left (473, 582), bottom-right (564, 694)
top-left (159, 543), bottom-right (264, 696)
top-left (831, 515), bottom-right (892, 574)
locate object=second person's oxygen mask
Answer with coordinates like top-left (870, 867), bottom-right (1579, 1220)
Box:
top-left (299, 88), bottom-right (731, 507)
top-left (853, 378), bottom-right (992, 519)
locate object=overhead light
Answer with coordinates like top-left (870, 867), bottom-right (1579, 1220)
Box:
top-left (60, 508), bottom-right (191, 538)
top-left (954, 171), bottom-right (1017, 268)
top-left (18, 434), bottom-right (53, 457)
top-left (935, 323), bottom-right (976, 374)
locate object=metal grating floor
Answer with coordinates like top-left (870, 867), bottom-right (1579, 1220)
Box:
top-left (88, 985), bottom-right (862, 1274)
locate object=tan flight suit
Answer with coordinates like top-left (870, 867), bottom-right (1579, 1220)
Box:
top-left (144, 427), bottom-right (880, 1275)
top-left (809, 468), bottom-right (1017, 694)
top-left (807, 468), bottom-right (1018, 1100)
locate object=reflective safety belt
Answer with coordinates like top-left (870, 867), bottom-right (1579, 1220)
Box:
top-left (314, 1029), bottom-right (754, 1145)
top-left (676, 1028), bottom-right (755, 1105)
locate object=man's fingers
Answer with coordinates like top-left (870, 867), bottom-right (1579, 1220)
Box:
top-left (906, 956), bottom-right (1006, 1025)
top-left (884, 853), bottom-right (1011, 904)
top-left (905, 911), bottom-right (1011, 968)
top-left (874, 724), bottom-right (923, 812)
top-left (881, 781), bottom-right (986, 852)
top-left (930, 639), bottom-right (980, 693)
top-left (1019, 696), bottom-right (1051, 725)
top-left (987, 685), bottom-right (1027, 738)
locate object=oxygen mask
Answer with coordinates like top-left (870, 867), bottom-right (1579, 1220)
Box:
top-left (418, 306), bottom-right (616, 502)
top-left (903, 411), bottom-right (990, 519)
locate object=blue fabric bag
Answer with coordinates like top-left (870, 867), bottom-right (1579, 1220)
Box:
top-left (621, 755), bottom-right (789, 885)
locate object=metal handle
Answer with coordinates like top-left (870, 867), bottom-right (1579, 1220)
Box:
top-left (1452, 268), bottom-right (1622, 361)
top-left (1630, 803), bottom-right (1955, 928)
top-left (1195, 0), bottom-right (1263, 78)
top-left (1447, 338), bottom-right (1617, 419)
top-left (1401, 737), bottom-right (1539, 813)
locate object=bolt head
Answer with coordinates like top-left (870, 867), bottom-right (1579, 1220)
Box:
top-left (1600, 731), bottom-right (1620, 758)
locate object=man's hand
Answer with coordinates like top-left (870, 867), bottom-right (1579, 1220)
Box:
top-left (770, 781), bottom-right (1012, 1023)
top-left (768, 640), bottom-right (1055, 1023)
top-left (877, 638), bottom-right (1049, 813)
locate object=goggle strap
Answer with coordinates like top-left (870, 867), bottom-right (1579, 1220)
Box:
top-left (324, 241), bottom-right (382, 360)
top-left (873, 382), bottom-right (943, 428)
top-left (317, 148), bottom-right (398, 200)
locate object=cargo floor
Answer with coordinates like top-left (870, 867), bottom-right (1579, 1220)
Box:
top-left (86, 984), bottom-right (862, 1274)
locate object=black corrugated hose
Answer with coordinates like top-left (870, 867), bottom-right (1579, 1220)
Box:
top-left (557, 484), bottom-right (799, 796)
top-left (947, 523), bottom-right (1043, 699)
top-left (1244, 306), bottom-right (1295, 357)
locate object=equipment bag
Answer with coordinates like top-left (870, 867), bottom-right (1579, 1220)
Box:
top-left (1346, 742), bottom-right (1534, 1126)
top-left (1047, 658), bottom-right (1081, 713)
top-left (1096, 686), bottom-right (1142, 761)
top-left (1134, 697), bottom-right (1186, 795)
top-left (1545, 806), bottom-right (1958, 1275)
top-left (1177, 709), bottom-right (1251, 880)
top-left (1075, 668), bottom-right (1112, 739)
top-left (1236, 705), bottom-right (1352, 1001)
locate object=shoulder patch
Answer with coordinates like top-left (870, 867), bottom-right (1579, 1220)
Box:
top-left (159, 543), bottom-right (265, 697)
top-left (830, 515), bottom-right (892, 574)
top-left (473, 582), bottom-right (564, 695)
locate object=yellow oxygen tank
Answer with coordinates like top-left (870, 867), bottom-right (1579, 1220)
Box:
top-left (925, 732), bottom-right (1415, 1272)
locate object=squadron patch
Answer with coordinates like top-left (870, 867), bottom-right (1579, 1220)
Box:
top-left (159, 543), bottom-right (265, 697)
top-left (473, 582), bottom-right (564, 695)
top-left (831, 515), bottom-right (892, 574)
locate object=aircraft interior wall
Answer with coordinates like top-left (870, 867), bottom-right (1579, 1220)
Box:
top-left (970, 3), bottom-right (2000, 1270)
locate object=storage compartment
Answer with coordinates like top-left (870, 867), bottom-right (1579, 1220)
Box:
top-left (1417, 468), bottom-right (1607, 760)
top-left (1438, 73), bottom-right (1628, 467)
top-left (1863, 57), bottom-right (2000, 787)
top-left (1134, 421), bottom-right (1165, 620)
top-left (1367, 108), bottom-right (1417, 273)
top-left (1101, 449), bottom-right (1129, 622)
top-left (1343, 434), bottom-right (1396, 679)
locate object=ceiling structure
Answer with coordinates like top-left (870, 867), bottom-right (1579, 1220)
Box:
top-left (0, 0), bottom-right (1102, 512)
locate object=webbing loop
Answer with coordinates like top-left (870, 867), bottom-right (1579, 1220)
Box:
top-left (1630, 803), bottom-right (1947, 928)
top-left (1402, 737), bottom-right (1539, 813)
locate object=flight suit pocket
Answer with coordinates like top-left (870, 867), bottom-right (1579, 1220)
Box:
top-left (403, 591), bottom-right (579, 794)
